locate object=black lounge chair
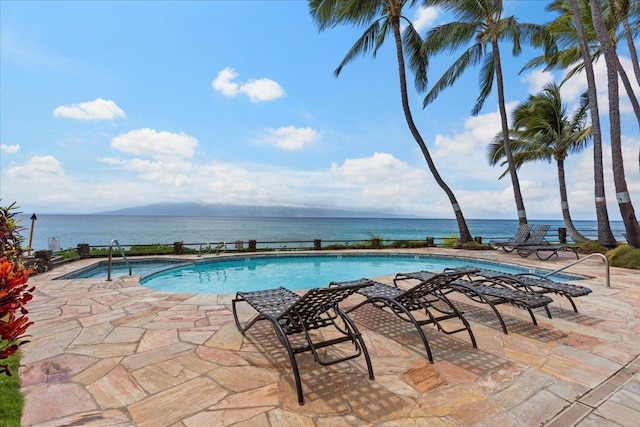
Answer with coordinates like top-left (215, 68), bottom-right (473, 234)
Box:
top-left (232, 282), bottom-right (374, 405)
top-left (515, 244), bottom-right (579, 260)
top-left (450, 267), bottom-right (591, 313)
top-left (332, 271), bottom-right (477, 362)
top-left (520, 224), bottom-right (551, 246)
top-left (489, 224), bottom-right (532, 252)
top-left (395, 269), bottom-right (553, 334)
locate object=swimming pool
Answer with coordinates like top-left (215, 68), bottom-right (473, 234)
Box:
top-left (55, 259), bottom-right (190, 279)
top-left (139, 253), bottom-right (581, 294)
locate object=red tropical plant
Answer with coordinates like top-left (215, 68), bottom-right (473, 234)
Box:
top-left (0, 257), bottom-right (34, 375)
top-left (1, 198), bottom-right (35, 376)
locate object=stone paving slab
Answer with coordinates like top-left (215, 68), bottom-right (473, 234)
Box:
top-left (17, 249), bottom-right (640, 426)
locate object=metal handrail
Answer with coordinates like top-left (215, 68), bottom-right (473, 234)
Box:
top-left (197, 242), bottom-right (226, 257)
top-left (543, 252), bottom-right (610, 288)
top-left (107, 239), bottom-right (132, 281)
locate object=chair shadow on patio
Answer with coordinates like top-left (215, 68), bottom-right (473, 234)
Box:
top-left (345, 303), bottom-right (507, 378)
top-left (234, 320), bottom-right (385, 412)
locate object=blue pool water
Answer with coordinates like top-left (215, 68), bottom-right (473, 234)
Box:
top-left (55, 259), bottom-right (189, 279)
top-left (138, 254), bottom-right (580, 294)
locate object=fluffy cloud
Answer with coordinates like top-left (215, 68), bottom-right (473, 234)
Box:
top-left (6, 155), bottom-right (64, 181)
top-left (256, 126), bottom-right (319, 151)
top-left (212, 67), bottom-right (285, 102)
top-left (1, 144), bottom-right (20, 153)
top-left (521, 69), bottom-right (554, 94)
top-left (111, 128), bottom-right (198, 159)
top-left (412, 7), bottom-right (439, 32)
top-left (53, 98), bottom-right (126, 121)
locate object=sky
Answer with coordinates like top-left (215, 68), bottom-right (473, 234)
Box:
top-left (1, 0), bottom-right (639, 221)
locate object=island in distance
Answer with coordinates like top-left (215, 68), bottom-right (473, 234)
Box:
top-left (96, 202), bottom-right (409, 219)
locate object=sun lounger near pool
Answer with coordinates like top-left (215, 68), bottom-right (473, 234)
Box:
top-left (446, 267), bottom-right (591, 313)
top-left (394, 269), bottom-right (553, 334)
top-left (515, 244), bottom-right (580, 261)
top-left (232, 282), bottom-right (374, 405)
top-left (331, 271), bottom-right (477, 363)
top-left (489, 224), bottom-right (532, 252)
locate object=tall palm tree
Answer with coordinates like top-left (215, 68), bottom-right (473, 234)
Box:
top-left (589, 0), bottom-right (640, 247)
top-left (488, 83), bottom-right (590, 242)
top-left (534, 0), bottom-right (618, 246)
top-left (614, 0), bottom-right (640, 87)
top-left (309, 0), bottom-right (473, 243)
top-left (569, 0), bottom-right (617, 246)
top-left (421, 0), bottom-right (555, 226)
top-left (530, 1), bottom-right (640, 151)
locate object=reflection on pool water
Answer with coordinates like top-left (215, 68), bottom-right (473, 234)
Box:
top-left (138, 253), bottom-right (581, 294)
top-left (55, 259), bottom-right (189, 280)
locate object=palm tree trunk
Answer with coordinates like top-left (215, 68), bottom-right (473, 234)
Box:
top-left (622, 17), bottom-right (640, 87)
top-left (616, 55), bottom-right (640, 173)
top-left (557, 158), bottom-right (588, 242)
top-left (492, 41), bottom-right (528, 226)
top-left (390, 16), bottom-right (473, 243)
top-left (590, 0), bottom-right (640, 248)
top-left (617, 57), bottom-right (640, 129)
top-left (569, 0), bottom-right (617, 246)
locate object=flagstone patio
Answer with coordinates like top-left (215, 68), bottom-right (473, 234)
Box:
top-left (18, 249), bottom-right (640, 426)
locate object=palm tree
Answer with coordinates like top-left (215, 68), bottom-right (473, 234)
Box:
top-left (309, 0), bottom-right (473, 243)
top-left (488, 83), bottom-right (590, 243)
top-left (421, 0), bottom-right (555, 227)
top-left (530, 1), bottom-right (640, 143)
top-left (614, 0), bottom-right (640, 87)
top-left (589, 0), bottom-right (640, 248)
top-left (534, 0), bottom-right (618, 246)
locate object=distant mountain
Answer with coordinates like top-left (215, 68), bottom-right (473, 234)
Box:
top-left (96, 202), bottom-right (407, 218)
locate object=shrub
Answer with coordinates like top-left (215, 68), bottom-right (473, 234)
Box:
top-left (577, 240), bottom-right (610, 255)
top-left (0, 202), bottom-right (25, 263)
top-left (606, 245), bottom-right (640, 270)
top-left (442, 234), bottom-right (459, 247)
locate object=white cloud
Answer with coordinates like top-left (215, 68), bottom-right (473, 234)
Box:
top-left (212, 67), bottom-right (285, 102)
top-left (211, 67), bottom-right (240, 97)
top-left (433, 104), bottom-right (518, 159)
top-left (412, 7), bottom-right (439, 33)
top-left (6, 155), bottom-right (64, 181)
top-left (521, 69), bottom-right (554, 94)
top-left (111, 128), bottom-right (198, 159)
top-left (559, 55), bottom-right (639, 115)
top-left (53, 98), bottom-right (126, 121)
top-left (1, 144), bottom-right (20, 153)
top-left (256, 126), bottom-right (319, 151)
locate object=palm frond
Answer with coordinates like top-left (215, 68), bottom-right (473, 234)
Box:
top-left (422, 22), bottom-right (481, 55)
top-left (309, 0), bottom-right (341, 31)
top-left (334, 19), bottom-right (386, 77)
top-left (402, 18), bottom-right (429, 93)
top-left (423, 43), bottom-right (484, 108)
top-left (471, 50), bottom-right (495, 115)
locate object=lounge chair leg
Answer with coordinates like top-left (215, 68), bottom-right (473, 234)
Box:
top-left (388, 300), bottom-right (434, 363)
top-left (340, 312), bottom-right (375, 380)
top-left (273, 323), bottom-right (306, 405)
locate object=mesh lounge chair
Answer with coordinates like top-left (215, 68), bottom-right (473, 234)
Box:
top-left (489, 224), bottom-right (532, 252)
top-left (395, 268), bottom-right (553, 334)
top-left (513, 224), bottom-right (579, 260)
top-left (515, 244), bottom-right (579, 260)
top-left (450, 267), bottom-right (591, 313)
top-left (520, 224), bottom-right (551, 246)
top-left (232, 282), bottom-right (374, 405)
top-left (332, 271), bottom-right (477, 363)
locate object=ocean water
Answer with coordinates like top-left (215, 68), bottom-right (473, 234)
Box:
top-left (16, 214), bottom-right (627, 251)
